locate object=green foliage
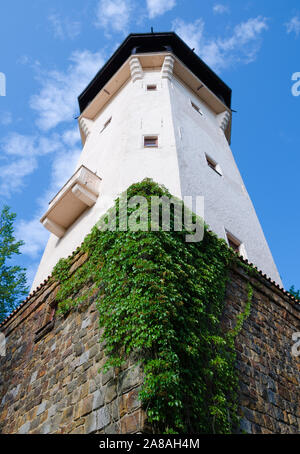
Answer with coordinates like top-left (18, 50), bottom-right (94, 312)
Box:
top-left (0, 206), bottom-right (28, 323)
top-left (227, 284), bottom-right (253, 341)
top-left (53, 179), bottom-right (253, 434)
top-left (289, 285), bottom-right (300, 300)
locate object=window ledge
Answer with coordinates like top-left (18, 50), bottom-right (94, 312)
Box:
top-left (208, 166), bottom-right (222, 177)
top-left (40, 165), bottom-right (101, 238)
top-left (34, 320), bottom-right (55, 343)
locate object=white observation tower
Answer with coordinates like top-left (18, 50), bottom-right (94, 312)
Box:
top-left (32, 32), bottom-right (282, 290)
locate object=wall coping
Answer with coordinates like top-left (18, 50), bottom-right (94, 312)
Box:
top-left (1, 238), bottom-right (298, 333)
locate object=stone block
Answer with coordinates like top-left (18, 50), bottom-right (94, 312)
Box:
top-left (18, 421), bottom-right (31, 434)
top-left (89, 344), bottom-right (98, 360)
top-left (105, 380), bottom-right (117, 404)
top-left (105, 422), bottom-right (121, 434)
top-left (81, 318), bottom-right (91, 330)
top-left (79, 351), bottom-right (89, 366)
top-left (120, 409), bottom-right (143, 434)
top-left (80, 395), bottom-right (93, 417)
top-left (92, 389), bottom-right (105, 411)
top-left (118, 366), bottom-right (141, 394)
top-left (62, 406), bottom-right (74, 422)
top-left (36, 400), bottom-right (48, 416)
top-left (74, 343), bottom-right (84, 357)
top-left (85, 411), bottom-right (97, 434)
top-left (96, 406), bottom-right (110, 431)
top-left (39, 419), bottom-right (52, 434)
top-left (102, 368), bottom-right (114, 385)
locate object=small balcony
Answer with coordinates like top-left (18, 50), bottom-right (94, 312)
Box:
top-left (40, 165), bottom-right (101, 238)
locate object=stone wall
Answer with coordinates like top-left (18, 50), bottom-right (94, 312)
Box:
top-left (0, 250), bottom-right (300, 434)
top-left (223, 265), bottom-right (300, 434)
top-left (0, 252), bottom-right (147, 434)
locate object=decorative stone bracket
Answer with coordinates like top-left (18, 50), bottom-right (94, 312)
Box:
top-left (79, 117), bottom-right (94, 142)
top-left (129, 57), bottom-right (143, 83)
top-left (40, 165), bottom-right (101, 238)
top-left (161, 55), bottom-right (174, 80)
top-left (217, 110), bottom-right (231, 133)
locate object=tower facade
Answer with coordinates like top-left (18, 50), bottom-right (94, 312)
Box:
top-left (32, 33), bottom-right (281, 290)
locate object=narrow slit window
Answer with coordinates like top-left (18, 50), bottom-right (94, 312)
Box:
top-left (147, 84), bottom-right (157, 91)
top-left (144, 136), bottom-right (158, 148)
top-left (100, 116), bottom-right (112, 133)
top-left (191, 101), bottom-right (203, 115)
top-left (205, 154), bottom-right (222, 175)
top-left (34, 302), bottom-right (57, 343)
top-left (226, 231), bottom-right (243, 255)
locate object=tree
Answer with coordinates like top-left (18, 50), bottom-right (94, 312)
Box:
top-left (0, 206), bottom-right (28, 323)
top-left (289, 285), bottom-right (300, 300)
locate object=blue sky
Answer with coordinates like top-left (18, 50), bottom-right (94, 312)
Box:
top-left (0, 0), bottom-right (299, 292)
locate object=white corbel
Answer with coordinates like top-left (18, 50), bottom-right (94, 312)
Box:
top-left (217, 111), bottom-right (231, 132)
top-left (129, 57), bottom-right (143, 83)
top-left (42, 218), bottom-right (66, 238)
top-left (161, 56), bottom-right (175, 80)
top-left (79, 117), bottom-right (94, 140)
top-left (72, 184), bottom-right (98, 207)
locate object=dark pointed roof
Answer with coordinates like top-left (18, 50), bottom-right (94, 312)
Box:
top-left (78, 32), bottom-right (232, 113)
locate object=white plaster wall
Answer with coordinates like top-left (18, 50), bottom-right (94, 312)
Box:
top-left (32, 63), bottom-right (282, 291)
top-left (32, 70), bottom-right (182, 290)
top-left (168, 76), bottom-right (282, 284)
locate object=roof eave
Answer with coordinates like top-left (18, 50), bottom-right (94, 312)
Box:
top-left (78, 32), bottom-right (232, 113)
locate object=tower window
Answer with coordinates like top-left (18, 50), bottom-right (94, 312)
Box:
top-left (227, 235), bottom-right (240, 253)
top-left (225, 231), bottom-right (247, 259)
top-left (100, 116), bottom-right (112, 133)
top-left (191, 101), bottom-right (203, 115)
top-left (144, 136), bottom-right (158, 148)
top-left (147, 84), bottom-right (157, 91)
top-left (205, 154), bottom-right (222, 175)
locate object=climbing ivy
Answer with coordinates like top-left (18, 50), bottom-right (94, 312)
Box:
top-left (53, 179), bottom-right (253, 434)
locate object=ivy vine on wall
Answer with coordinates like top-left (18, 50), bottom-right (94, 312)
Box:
top-left (53, 179), bottom-right (253, 434)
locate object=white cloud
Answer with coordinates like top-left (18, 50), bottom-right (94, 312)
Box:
top-left (285, 16), bottom-right (300, 37)
top-left (0, 134), bottom-right (43, 197)
top-left (10, 49), bottom-right (86, 202)
top-left (0, 111), bottom-right (12, 125)
top-left (213, 4), bottom-right (229, 15)
top-left (18, 149), bottom-right (81, 261)
top-left (15, 131), bottom-right (81, 261)
top-left (25, 262), bottom-right (40, 290)
top-left (1, 133), bottom-right (62, 157)
top-left (16, 218), bottom-right (49, 259)
top-left (173, 18), bottom-right (205, 51)
top-left (173, 16), bottom-right (268, 72)
top-left (0, 131), bottom-right (78, 197)
top-left (17, 55), bottom-right (30, 65)
top-left (147, 0), bottom-right (176, 18)
top-left (62, 128), bottom-right (81, 147)
top-left (3, 44), bottom-right (95, 278)
top-left (231, 17), bottom-right (269, 44)
top-left (95, 0), bottom-right (131, 34)
top-left (30, 50), bottom-right (104, 131)
top-left (48, 13), bottom-right (81, 40)
top-left (0, 157), bottom-right (38, 197)
top-left (41, 146), bottom-right (81, 205)
top-left (1, 133), bottom-right (36, 157)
